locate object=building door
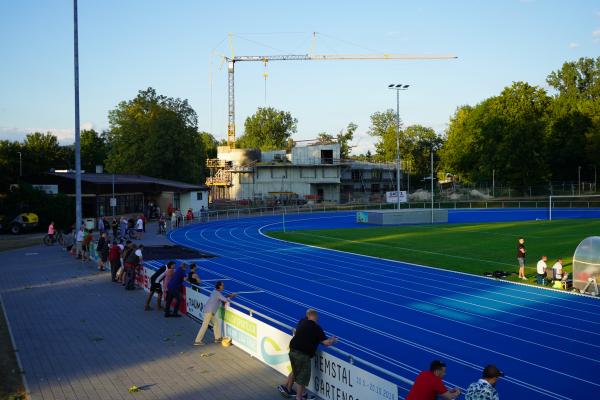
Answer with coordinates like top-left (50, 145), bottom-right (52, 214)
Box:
top-left (317, 188), bottom-right (324, 202)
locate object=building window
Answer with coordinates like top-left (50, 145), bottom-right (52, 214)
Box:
top-left (196, 192), bottom-right (203, 201)
top-left (321, 149), bottom-right (333, 164)
top-left (352, 170), bottom-right (362, 181)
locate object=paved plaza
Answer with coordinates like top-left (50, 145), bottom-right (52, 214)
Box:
top-left (0, 225), bottom-right (283, 400)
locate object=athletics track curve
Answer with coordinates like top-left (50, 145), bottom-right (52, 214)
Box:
top-left (167, 209), bottom-right (600, 400)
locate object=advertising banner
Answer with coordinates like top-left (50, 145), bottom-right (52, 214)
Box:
top-left (385, 191), bottom-right (407, 203)
top-left (311, 351), bottom-right (398, 400)
top-left (356, 212), bottom-right (368, 223)
top-left (140, 264), bottom-right (398, 400)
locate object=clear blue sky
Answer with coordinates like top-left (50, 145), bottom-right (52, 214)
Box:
top-left (1, 0), bottom-right (599, 154)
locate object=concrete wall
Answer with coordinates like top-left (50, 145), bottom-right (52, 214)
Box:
top-left (217, 146), bottom-right (261, 166)
top-left (226, 164), bottom-right (341, 201)
top-left (292, 144), bottom-right (340, 164)
top-left (180, 190), bottom-right (209, 213)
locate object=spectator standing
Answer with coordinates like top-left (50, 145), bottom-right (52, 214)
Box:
top-left (186, 209), bottom-right (193, 225)
top-left (82, 230), bottom-right (93, 262)
top-left (111, 218), bottom-right (118, 240)
top-left (135, 215), bottom-right (144, 239)
top-left (47, 221), bottom-right (55, 242)
top-left (75, 226), bottom-right (85, 259)
top-left (124, 244), bottom-right (143, 290)
top-left (108, 241), bottom-right (122, 282)
top-left (277, 309), bottom-right (337, 400)
top-left (536, 255), bottom-right (548, 285)
top-left (194, 281), bottom-right (237, 345)
top-left (405, 360), bottom-right (461, 400)
top-left (516, 237), bottom-right (527, 280)
top-left (140, 213), bottom-right (146, 233)
top-left (187, 263), bottom-right (200, 285)
top-left (170, 211), bottom-right (177, 231)
top-left (144, 261), bottom-right (175, 311)
top-left (465, 364), bottom-right (504, 400)
top-left (96, 232), bottom-right (109, 271)
top-left (119, 217), bottom-right (128, 240)
top-left (200, 205), bottom-right (206, 222)
top-left (98, 218), bottom-right (104, 234)
top-left (164, 263), bottom-right (188, 317)
top-left (552, 258), bottom-right (564, 280)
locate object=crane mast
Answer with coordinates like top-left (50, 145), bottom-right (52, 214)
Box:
top-left (225, 53), bottom-right (457, 148)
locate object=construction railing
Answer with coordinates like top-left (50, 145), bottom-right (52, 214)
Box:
top-left (182, 199), bottom-right (600, 225)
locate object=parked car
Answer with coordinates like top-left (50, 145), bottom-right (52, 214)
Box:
top-left (0, 212), bottom-right (39, 234)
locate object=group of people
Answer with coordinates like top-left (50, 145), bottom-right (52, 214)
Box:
top-left (143, 261), bottom-right (238, 346)
top-left (277, 309), bottom-right (504, 400)
top-left (516, 237), bottom-right (569, 286)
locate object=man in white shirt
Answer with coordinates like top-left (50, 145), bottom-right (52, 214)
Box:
top-left (75, 226), bottom-right (85, 259)
top-left (552, 258), bottom-right (563, 280)
top-left (536, 255), bottom-right (548, 285)
top-left (194, 281), bottom-right (237, 345)
top-left (135, 216), bottom-right (144, 239)
top-left (465, 364), bottom-right (503, 400)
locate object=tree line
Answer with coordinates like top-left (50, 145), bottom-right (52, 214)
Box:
top-left (1, 57), bottom-right (598, 193)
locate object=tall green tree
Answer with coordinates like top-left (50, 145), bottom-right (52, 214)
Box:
top-left (197, 131), bottom-right (218, 179)
top-left (105, 87), bottom-right (204, 183)
top-left (237, 107), bottom-right (297, 151)
top-left (368, 109), bottom-right (400, 162)
top-left (546, 57), bottom-right (600, 179)
top-left (22, 132), bottom-right (70, 175)
top-left (440, 82), bottom-right (551, 188)
top-left (80, 129), bottom-right (109, 172)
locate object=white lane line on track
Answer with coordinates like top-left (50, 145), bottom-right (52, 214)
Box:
top-left (241, 225), bottom-right (600, 326)
top-left (171, 218), bottom-right (581, 398)
top-left (179, 226), bottom-right (600, 390)
top-left (186, 258), bottom-right (570, 400)
top-left (257, 217), bottom-right (600, 302)
top-left (239, 225), bottom-right (600, 346)
top-left (223, 227), bottom-right (600, 362)
top-left (252, 223), bottom-right (600, 311)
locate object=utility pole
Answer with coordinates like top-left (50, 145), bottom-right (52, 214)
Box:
top-left (431, 148), bottom-right (434, 224)
top-left (388, 84), bottom-right (410, 210)
top-left (73, 0), bottom-right (82, 230)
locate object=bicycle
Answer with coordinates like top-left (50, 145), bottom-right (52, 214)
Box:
top-left (43, 232), bottom-right (64, 246)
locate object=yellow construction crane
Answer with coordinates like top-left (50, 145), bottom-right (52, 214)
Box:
top-left (222, 37), bottom-right (457, 147)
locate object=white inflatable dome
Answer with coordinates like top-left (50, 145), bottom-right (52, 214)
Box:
top-left (572, 236), bottom-right (600, 292)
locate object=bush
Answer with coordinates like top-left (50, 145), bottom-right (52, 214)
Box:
top-left (0, 183), bottom-right (74, 231)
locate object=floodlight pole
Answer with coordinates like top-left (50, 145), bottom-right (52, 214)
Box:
top-left (431, 148), bottom-right (434, 224)
top-left (73, 0), bottom-right (82, 231)
top-left (388, 84), bottom-right (410, 210)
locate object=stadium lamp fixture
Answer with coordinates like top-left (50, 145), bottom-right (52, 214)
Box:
top-left (387, 83), bottom-right (410, 210)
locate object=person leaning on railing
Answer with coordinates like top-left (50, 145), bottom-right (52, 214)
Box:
top-left (278, 309), bottom-right (337, 400)
top-left (406, 360), bottom-right (461, 400)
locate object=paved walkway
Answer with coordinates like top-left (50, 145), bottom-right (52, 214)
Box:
top-left (0, 224), bottom-right (284, 400)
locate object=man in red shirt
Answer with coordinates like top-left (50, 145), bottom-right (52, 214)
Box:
top-left (406, 360), bottom-right (461, 400)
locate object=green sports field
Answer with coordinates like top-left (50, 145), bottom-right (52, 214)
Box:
top-left (267, 218), bottom-right (600, 284)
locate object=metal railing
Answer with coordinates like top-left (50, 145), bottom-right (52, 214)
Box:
top-left (175, 199), bottom-right (600, 227)
top-left (188, 283), bottom-right (414, 388)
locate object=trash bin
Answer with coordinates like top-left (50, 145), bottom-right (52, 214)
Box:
top-left (84, 218), bottom-right (95, 231)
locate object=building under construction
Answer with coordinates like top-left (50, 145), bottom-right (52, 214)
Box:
top-left (206, 143), bottom-right (397, 204)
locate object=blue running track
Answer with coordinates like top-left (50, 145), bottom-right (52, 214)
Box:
top-left (167, 209), bottom-right (600, 400)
